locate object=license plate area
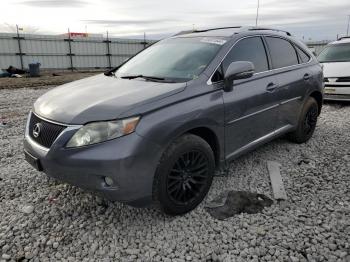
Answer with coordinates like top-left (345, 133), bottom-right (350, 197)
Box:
top-left (324, 88), bottom-right (336, 93)
top-left (24, 150), bottom-right (43, 171)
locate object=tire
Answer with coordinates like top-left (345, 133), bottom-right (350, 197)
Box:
top-left (153, 134), bottom-right (215, 215)
top-left (288, 97), bottom-right (319, 143)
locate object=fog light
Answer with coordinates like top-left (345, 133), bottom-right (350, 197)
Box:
top-left (104, 176), bottom-right (114, 186)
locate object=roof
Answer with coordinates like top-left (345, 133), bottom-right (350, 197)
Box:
top-left (175, 26), bottom-right (292, 38)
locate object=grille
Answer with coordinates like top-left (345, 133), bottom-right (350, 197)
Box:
top-left (324, 77), bottom-right (350, 83)
top-left (28, 113), bottom-right (66, 148)
top-left (336, 77), bottom-right (350, 82)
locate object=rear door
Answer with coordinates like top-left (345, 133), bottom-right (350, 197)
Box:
top-left (264, 36), bottom-right (311, 129)
top-left (216, 36), bottom-right (280, 159)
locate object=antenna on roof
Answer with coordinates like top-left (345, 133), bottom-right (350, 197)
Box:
top-left (255, 0), bottom-right (260, 26)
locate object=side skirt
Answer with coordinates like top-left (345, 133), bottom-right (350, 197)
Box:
top-left (225, 124), bottom-right (294, 163)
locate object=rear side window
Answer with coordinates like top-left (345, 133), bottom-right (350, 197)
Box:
top-left (266, 37), bottom-right (298, 69)
top-left (222, 37), bottom-right (269, 74)
top-left (295, 46), bottom-right (310, 63)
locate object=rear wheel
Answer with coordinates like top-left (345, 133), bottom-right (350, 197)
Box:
top-left (153, 134), bottom-right (215, 215)
top-left (288, 97), bottom-right (319, 143)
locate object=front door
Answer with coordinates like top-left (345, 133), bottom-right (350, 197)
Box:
top-left (214, 36), bottom-right (280, 159)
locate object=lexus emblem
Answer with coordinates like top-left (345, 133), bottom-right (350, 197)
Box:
top-left (33, 123), bottom-right (42, 138)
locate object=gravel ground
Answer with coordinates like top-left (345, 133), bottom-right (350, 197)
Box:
top-left (0, 72), bottom-right (99, 90)
top-left (0, 87), bottom-right (349, 262)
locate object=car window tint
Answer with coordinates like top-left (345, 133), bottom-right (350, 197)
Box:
top-left (266, 37), bottom-right (299, 68)
top-left (221, 37), bottom-right (269, 75)
top-left (295, 46), bottom-right (310, 63)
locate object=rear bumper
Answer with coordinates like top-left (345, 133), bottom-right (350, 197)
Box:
top-left (23, 119), bottom-right (162, 207)
top-left (324, 84), bottom-right (350, 101)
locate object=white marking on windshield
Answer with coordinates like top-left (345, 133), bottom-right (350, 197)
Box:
top-left (200, 38), bottom-right (227, 45)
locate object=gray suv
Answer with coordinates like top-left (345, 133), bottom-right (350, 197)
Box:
top-left (24, 27), bottom-right (323, 215)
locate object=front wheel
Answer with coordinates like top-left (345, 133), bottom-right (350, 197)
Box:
top-left (288, 97), bottom-right (319, 143)
top-left (153, 134), bottom-right (215, 215)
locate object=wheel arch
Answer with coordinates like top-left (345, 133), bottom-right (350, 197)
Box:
top-left (185, 126), bottom-right (222, 168)
top-left (309, 90), bottom-right (323, 115)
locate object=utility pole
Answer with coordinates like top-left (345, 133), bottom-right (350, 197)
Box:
top-left (255, 0), bottom-right (260, 27)
top-left (347, 15), bottom-right (350, 36)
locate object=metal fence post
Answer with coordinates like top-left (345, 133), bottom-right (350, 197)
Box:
top-left (66, 28), bottom-right (74, 72)
top-left (142, 32), bottom-right (147, 49)
top-left (15, 24), bottom-right (24, 70)
top-left (105, 31), bottom-right (112, 69)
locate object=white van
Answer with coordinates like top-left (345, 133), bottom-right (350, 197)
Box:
top-left (318, 37), bottom-right (350, 101)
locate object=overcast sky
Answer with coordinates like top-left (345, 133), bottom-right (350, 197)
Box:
top-left (0, 0), bottom-right (349, 40)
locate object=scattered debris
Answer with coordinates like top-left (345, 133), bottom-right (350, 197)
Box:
top-left (48, 196), bottom-right (58, 204)
top-left (205, 191), bottom-right (273, 220)
top-left (297, 153), bottom-right (315, 165)
top-left (0, 66), bottom-right (27, 78)
top-left (0, 118), bottom-right (8, 128)
top-left (0, 69), bottom-right (11, 78)
top-left (267, 161), bottom-right (287, 200)
top-left (11, 74), bottom-right (23, 78)
top-left (6, 66), bottom-right (27, 75)
top-left (21, 205), bottom-right (34, 214)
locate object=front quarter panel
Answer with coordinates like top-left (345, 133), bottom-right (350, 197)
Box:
top-left (135, 82), bottom-right (225, 162)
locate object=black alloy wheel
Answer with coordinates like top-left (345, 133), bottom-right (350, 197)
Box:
top-left (167, 150), bottom-right (209, 205)
top-left (303, 105), bottom-right (318, 136)
top-left (153, 134), bottom-right (215, 215)
top-left (288, 97), bottom-right (319, 143)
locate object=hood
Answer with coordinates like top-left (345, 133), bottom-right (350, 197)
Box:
top-left (34, 74), bottom-right (186, 124)
top-left (321, 62), bottom-right (350, 77)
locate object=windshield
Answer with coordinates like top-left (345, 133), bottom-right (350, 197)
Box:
top-left (317, 43), bottom-right (350, 62)
top-left (115, 37), bottom-right (226, 82)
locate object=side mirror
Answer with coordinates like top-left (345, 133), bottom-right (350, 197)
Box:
top-left (224, 61), bottom-right (255, 92)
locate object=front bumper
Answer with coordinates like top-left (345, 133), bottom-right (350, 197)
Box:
top-left (23, 115), bottom-right (162, 207)
top-left (324, 82), bottom-right (350, 101)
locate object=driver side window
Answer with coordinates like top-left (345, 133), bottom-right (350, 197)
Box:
top-left (211, 36), bottom-right (269, 83)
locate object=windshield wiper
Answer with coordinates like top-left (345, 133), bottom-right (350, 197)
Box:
top-left (120, 75), bottom-right (175, 82)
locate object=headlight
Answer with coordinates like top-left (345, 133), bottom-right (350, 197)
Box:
top-left (66, 116), bottom-right (140, 148)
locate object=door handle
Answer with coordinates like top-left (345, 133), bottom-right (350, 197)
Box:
top-left (303, 74), bottom-right (310, 81)
top-left (266, 82), bottom-right (279, 92)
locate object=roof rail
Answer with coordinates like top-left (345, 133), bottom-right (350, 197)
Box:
top-left (337, 36), bottom-right (350, 40)
top-left (174, 26), bottom-right (292, 37)
top-left (193, 26), bottom-right (242, 33)
top-left (174, 26), bottom-right (242, 36)
top-left (248, 27), bottom-right (292, 36)
top-left (173, 30), bottom-right (195, 36)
